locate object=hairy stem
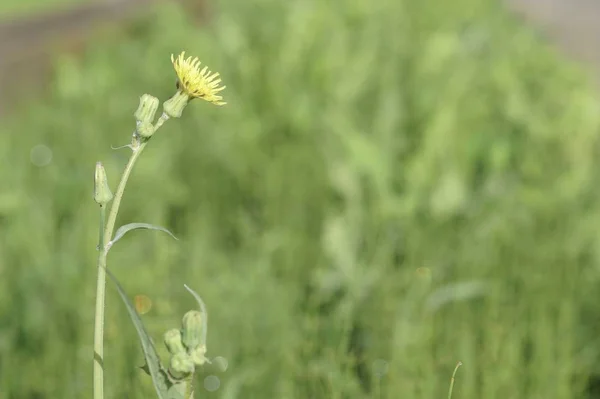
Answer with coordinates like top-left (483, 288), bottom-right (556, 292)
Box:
top-left (93, 140), bottom-right (148, 399)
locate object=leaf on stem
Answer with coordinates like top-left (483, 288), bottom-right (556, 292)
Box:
top-left (109, 222), bottom-right (178, 249)
top-left (106, 268), bottom-right (171, 399)
top-left (111, 143), bottom-right (134, 151)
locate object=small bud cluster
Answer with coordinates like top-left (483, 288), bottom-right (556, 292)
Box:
top-left (164, 310), bottom-right (209, 380)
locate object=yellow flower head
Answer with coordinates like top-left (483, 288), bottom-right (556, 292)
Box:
top-left (171, 52), bottom-right (226, 106)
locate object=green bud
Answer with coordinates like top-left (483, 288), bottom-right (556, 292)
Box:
top-left (136, 121), bottom-right (155, 139)
top-left (169, 352), bottom-right (195, 380)
top-left (163, 90), bottom-right (190, 119)
top-left (189, 345), bottom-right (209, 366)
top-left (93, 162), bottom-right (113, 206)
top-left (134, 94), bottom-right (160, 124)
top-left (164, 328), bottom-right (186, 355)
top-left (181, 310), bottom-right (204, 350)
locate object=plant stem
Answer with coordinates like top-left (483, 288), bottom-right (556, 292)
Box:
top-left (98, 206), bottom-right (106, 251)
top-left (185, 373), bottom-right (195, 399)
top-left (93, 140), bottom-right (148, 399)
top-left (448, 361), bottom-right (463, 399)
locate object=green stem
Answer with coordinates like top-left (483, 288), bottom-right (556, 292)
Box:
top-left (185, 372), bottom-right (195, 399)
top-left (448, 361), bottom-right (463, 399)
top-left (98, 206), bottom-right (106, 250)
top-left (93, 141), bottom-right (148, 399)
top-left (153, 113), bottom-right (170, 132)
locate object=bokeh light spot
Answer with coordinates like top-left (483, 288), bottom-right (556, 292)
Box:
top-left (213, 356), bottom-right (229, 372)
top-left (134, 294), bottom-right (152, 315)
top-left (372, 359), bottom-right (389, 378)
top-left (30, 144), bottom-right (53, 167)
top-left (204, 375), bottom-right (220, 392)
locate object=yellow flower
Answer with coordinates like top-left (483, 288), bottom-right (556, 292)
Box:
top-left (171, 52), bottom-right (226, 106)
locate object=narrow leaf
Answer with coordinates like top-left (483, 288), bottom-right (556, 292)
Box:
top-left (111, 143), bottom-right (134, 151)
top-left (106, 268), bottom-right (170, 398)
top-left (110, 222), bottom-right (178, 248)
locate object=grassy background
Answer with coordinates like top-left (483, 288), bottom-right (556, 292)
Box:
top-left (2, 0), bottom-right (600, 397)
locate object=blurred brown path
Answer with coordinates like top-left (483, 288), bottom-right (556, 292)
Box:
top-left (506, 0), bottom-right (600, 82)
top-left (0, 0), bottom-right (207, 116)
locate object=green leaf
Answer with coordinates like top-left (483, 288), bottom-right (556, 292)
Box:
top-left (106, 268), bottom-right (171, 399)
top-left (109, 222), bottom-right (178, 248)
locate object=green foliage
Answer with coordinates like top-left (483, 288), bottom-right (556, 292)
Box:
top-left (2, 0), bottom-right (600, 397)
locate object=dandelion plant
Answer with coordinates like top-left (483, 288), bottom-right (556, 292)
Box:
top-left (92, 52), bottom-right (225, 399)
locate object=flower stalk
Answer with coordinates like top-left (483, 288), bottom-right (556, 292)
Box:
top-left (91, 52), bottom-right (225, 399)
top-left (93, 138), bottom-right (148, 399)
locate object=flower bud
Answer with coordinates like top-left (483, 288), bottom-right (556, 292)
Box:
top-left (181, 310), bottom-right (204, 350)
top-left (164, 328), bottom-right (186, 355)
top-left (168, 352), bottom-right (195, 380)
top-left (134, 94), bottom-right (160, 124)
top-left (163, 90), bottom-right (190, 119)
top-left (93, 162), bottom-right (113, 206)
top-left (189, 345), bottom-right (209, 366)
top-left (136, 121), bottom-right (155, 139)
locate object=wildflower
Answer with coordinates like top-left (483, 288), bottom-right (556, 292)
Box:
top-left (171, 52), bottom-right (226, 105)
top-left (163, 52), bottom-right (226, 118)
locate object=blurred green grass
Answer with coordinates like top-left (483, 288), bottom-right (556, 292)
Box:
top-left (2, 0), bottom-right (600, 398)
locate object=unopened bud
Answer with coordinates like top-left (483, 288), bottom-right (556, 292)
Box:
top-left (181, 310), bottom-right (204, 350)
top-left (94, 162), bottom-right (113, 206)
top-left (136, 121), bottom-right (155, 139)
top-left (134, 94), bottom-right (160, 124)
top-left (164, 328), bottom-right (186, 355)
top-left (163, 90), bottom-right (190, 119)
top-left (169, 352), bottom-right (194, 379)
top-left (189, 345), bottom-right (209, 366)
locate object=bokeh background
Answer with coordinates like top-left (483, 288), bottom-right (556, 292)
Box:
top-left (2, 0), bottom-right (600, 398)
